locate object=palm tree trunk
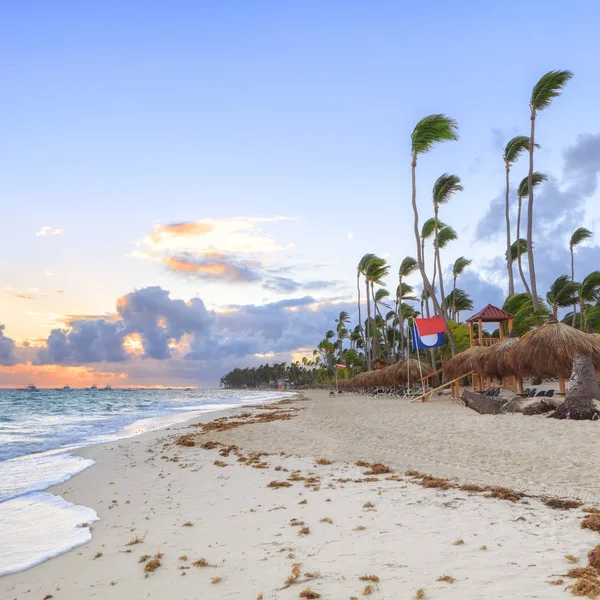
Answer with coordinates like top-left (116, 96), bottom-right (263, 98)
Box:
top-left (452, 275), bottom-right (457, 321)
top-left (433, 206), bottom-right (448, 315)
top-left (580, 298), bottom-right (586, 332)
top-left (516, 199), bottom-right (532, 296)
top-left (392, 282), bottom-right (400, 361)
top-left (357, 272), bottom-right (364, 351)
top-left (505, 165), bottom-right (515, 296)
top-left (370, 282), bottom-right (383, 361)
top-left (570, 248), bottom-right (577, 327)
top-left (364, 280), bottom-right (372, 370)
top-left (410, 154), bottom-right (459, 356)
top-left (527, 113), bottom-right (540, 311)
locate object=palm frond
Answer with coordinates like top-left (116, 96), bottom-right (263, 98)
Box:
top-left (517, 172), bottom-right (547, 200)
top-left (358, 253), bottom-right (377, 274)
top-left (396, 282), bottom-right (415, 300)
top-left (411, 114), bottom-right (459, 156)
top-left (530, 70), bottom-right (574, 112)
top-left (546, 274), bottom-right (580, 309)
top-left (374, 288), bottom-right (390, 302)
top-left (445, 288), bottom-right (473, 312)
top-left (452, 256), bottom-right (472, 277)
top-left (583, 305), bottom-right (600, 333)
top-left (432, 173), bottom-right (463, 206)
top-left (570, 226), bottom-right (592, 249)
top-left (506, 239), bottom-right (528, 262)
top-left (438, 224), bottom-right (457, 248)
top-left (580, 271), bottom-right (600, 303)
top-left (421, 217), bottom-right (438, 240)
top-left (503, 135), bottom-right (538, 165)
top-left (399, 256), bottom-right (418, 279)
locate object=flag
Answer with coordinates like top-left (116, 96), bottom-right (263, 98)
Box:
top-left (411, 317), bottom-right (445, 349)
top-left (336, 364), bottom-right (346, 369)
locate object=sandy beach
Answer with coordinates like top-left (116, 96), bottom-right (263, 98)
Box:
top-left (2, 390), bottom-right (600, 599)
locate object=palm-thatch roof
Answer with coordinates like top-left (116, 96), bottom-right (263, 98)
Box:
top-left (474, 331), bottom-right (519, 379)
top-left (508, 315), bottom-right (600, 378)
top-left (443, 343), bottom-right (489, 381)
top-left (348, 358), bottom-right (433, 390)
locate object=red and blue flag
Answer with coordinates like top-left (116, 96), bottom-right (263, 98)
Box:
top-left (411, 317), bottom-right (445, 349)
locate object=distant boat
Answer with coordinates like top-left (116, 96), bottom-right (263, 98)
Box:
top-left (19, 384), bottom-right (39, 392)
top-left (55, 385), bottom-right (72, 391)
top-left (90, 385), bottom-right (98, 390)
top-left (102, 385), bottom-right (112, 391)
top-left (184, 387), bottom-right (192, 391)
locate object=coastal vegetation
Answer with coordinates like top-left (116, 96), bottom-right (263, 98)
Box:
top-left (221, 70), bottom-right (600, 405)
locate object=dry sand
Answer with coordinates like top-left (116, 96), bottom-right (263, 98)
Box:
top-left (1, 391), bottom-right (599, 599)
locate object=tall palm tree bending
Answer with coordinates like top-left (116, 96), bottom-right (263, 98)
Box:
top-left (503, 136), bottom-right (534, 296)
top-left (527, 70), bottom-right (573, 310)
top-left (516, 173), bottom-right (547, 295)
top-left (410, 114), bottom-right (459, 356)
top-left (432, 173), bottom-right (463, 313)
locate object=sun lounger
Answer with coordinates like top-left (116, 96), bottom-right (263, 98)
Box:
top-left (545, 389), bottom-right (554, 397)
top-left (536, 390), bottom-right (546, 397)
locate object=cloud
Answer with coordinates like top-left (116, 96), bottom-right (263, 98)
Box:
top-left (56, 289), bottom-right (64, 294)
top-left (347, 233), bottom-right (354, 239)
top-left (2, 286), bottom-right (37, 300)
top-left (36, 226), bottom-right (63, 237)
top-left (261, 277), bottom-right (340, 294)
top-left (140, 216), bottom-right (294, 254)
top-left (0, 325), bottom-right (17, 366)
top-left (44, 269), bottom-right (58, 277)
top-left (149, 221), bottom-right (215, 244)
top-left (37, 286), bottom-right (215, 364)
top-left (162, 252), bottom-right (262, 283)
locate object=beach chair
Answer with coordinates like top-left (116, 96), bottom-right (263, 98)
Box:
top-left (536, 390), bottom-right (546, 397)
top-left (527, 388), bottom-right (537, 398)
top-left (545, 389), bottom-right (555, 397)
top-left (522, 388), bottom-right (531, 397)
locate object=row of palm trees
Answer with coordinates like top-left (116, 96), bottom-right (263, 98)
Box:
top-left (406, 70), bottom-right (574, 356)
top-left (221, 70), bottom-right (598, 387)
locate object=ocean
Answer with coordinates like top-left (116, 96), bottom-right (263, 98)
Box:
top-left (0, 387), bottom-right (290, 577)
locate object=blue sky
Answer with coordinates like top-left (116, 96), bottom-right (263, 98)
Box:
top-left (1, 1), bottom-right (599, 386)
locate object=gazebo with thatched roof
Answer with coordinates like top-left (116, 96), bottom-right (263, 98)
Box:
top-left (466, 304), bottom-right (514, 347)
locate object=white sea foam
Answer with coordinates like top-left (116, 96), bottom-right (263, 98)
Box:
top-left (0, 492), bottom-right (98, 577)
top-left (0, 389), bottom-right (292, 577)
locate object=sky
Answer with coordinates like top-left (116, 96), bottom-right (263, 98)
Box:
top-left (1, 1), bottom-right (599, 387)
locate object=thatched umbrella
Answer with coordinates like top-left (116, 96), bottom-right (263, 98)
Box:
top-left (508, 315), bottom-right (600, 419)
top-left (509, 315), bottom-right (600, 379)
top-left (443, 343), bottom-right (488, 382)
top-left (474, 330), bottom-right (519, 379)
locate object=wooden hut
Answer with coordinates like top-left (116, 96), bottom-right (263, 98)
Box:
top-left (466, 304), bottom-right (514, 347)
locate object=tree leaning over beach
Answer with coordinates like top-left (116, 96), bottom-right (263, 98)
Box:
top-left (527, 70), bottom-right (573, 310)
top-left (410, 114), bottom-right (459, 356)
top-left (451, 256), bottom-right (472, 320)
top-left (503, 136), bottom-right (534, 297)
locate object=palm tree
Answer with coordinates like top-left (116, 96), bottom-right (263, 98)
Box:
top-left (516, 173), bottom-right (547, 295)
top-left (503, 293), bottom-right (549, 337)
top-left (445, 288), bottom-right (473, 322)
top-left (577, 271), bottom-right (600, 331)
top-left (569, 227), bottom-right (592, 326)
top-left (364, 256), bottom-right (389, 365)
top-left (527, 70), bottom-right (573, 310)
top-left (432, 174), bottom-right (463, 314)
top-left (393, 257), bottom-right (418, 359)
top-left (335, 310), bottom-right (350, 361)
top-left (410, 114), bottom-right (460, 356)
top-left (503, 136), bottom-right (535, 296)
top-left (451, 256), bottom-right (471, 319)
top-left (357, 253), bottom-right (376, 368)
top-left (546, 275), bottom-right (580, 317)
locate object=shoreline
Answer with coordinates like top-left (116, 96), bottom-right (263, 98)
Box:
top-left (1, 391), bottom-right (599, 598)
